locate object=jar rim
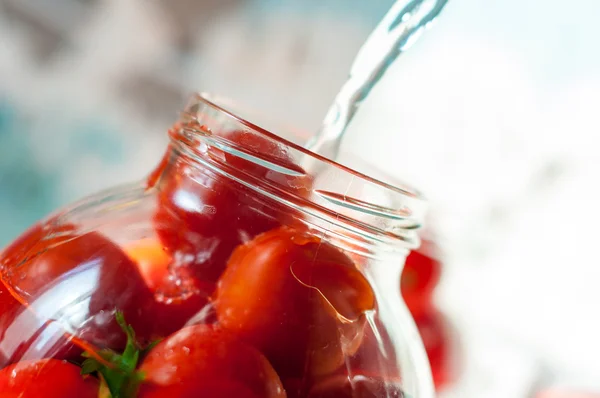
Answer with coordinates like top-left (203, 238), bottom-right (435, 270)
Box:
top-left (175, 92), bottom-right (426, 254)
top-left (190, 92), bottom-right (423, 200)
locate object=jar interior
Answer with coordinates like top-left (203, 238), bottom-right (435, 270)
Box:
top-left (0, 93), bottom-right (434, 397)
top-left (174, 92), bottom-right (426, 256)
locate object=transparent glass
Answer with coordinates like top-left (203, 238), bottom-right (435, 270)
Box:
top-left (0, 93), bottom-right (433, 397)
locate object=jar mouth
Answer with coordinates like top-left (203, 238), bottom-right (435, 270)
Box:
top-left (187, 93), bottom-right (424, 200)
top-left (174, 92), bottom-right (426, 254)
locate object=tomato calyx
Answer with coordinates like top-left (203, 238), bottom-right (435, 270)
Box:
top-left (81, 312), bottom-right (157, 398)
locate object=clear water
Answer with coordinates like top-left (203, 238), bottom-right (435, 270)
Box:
top-left (305, 0), bottom-right (449, 161)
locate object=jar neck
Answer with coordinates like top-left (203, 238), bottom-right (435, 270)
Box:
top-left (150, 93), bottom-right (425, 259)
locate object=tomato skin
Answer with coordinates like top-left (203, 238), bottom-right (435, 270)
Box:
top-left (222, 129), bottom-right (289, 176)
top-left (123, 238), bottom-right (213, 335)
top-left (0, 225), bottom-right (84, 364)
top-left (401, 242), bottom-right (442, 316)
top-left (215, 226), bottom-right (375, 380)
top-left (0, 283), bottom-right (82, 366)
top-left (123, 238), bottom-right (172, 291)
top-left (1, 226), bottom-right (158, 350)
top-left (0, 279), bottom-right (28, 365)
top-left (413, 309), bottom-right (452, 389)
top-left (0, 359), bottom-right (99, 397)
top-left (0, 223), bottom-right (209, 356)
top-left (138, 324), bottom-right (285, 398)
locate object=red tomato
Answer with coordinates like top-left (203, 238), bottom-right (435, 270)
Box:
top-left (413, 309), bottom-right (452, 389)
top-left (123, 238), bottom-right (172, 290)
top-left (1, 225), bottom-right (158, 349)
top-left (215, 226), bottom-right (375, 380)
top-left (283, 318), bottom-right (403, 397)
top-left (0, 279), bottom-right (25, 365)
top-left (137, 324), bottom-right (285, 398)
top-left (0, 223), bottom-right (208, 354)
top-left (401, 240), bottom-right (442, 316)
top-left (221, 129), bottom-right (292, 176)
top-left (151, 127), bottom-right (312, 284)
top-left (0, 281), bottom-right (82, 366)
top-left (0, 358), bottom-right (99, 397)
top-left (0, 224), bottom-right (83, 364)
top-left (123, 238), bottom-right (214, 335)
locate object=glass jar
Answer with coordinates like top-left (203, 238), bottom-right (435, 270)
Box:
top-left (0, 93), bottom-right (433, 398)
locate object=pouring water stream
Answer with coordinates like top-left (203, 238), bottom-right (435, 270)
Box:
top-left (304, 0), bottom-right (449, 164)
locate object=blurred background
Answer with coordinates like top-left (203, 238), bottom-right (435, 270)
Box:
top-left (1, 0), bottom-right (599, 396)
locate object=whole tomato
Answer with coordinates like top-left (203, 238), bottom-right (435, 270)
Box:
top-left (0, 358), bottom-right (99, 397)
top-left (151, 128), bottom-right (311, 285)
top-left (0, 222), bottom-right (208, 354)
top-left (0, 280), bottom-right (81, 365)
top-left (0, 278), bottom-right (31, 365)
top-left (123, 238), bottom-right (214, 332)
top-left (137, 324), bottom-right (285, 398)
top-left (401, 239), bottom-right (442, 316)
top-left (413, 309), bottom-right (452, 389)
top-left (215, 226), bottom-right (375, 380)
top-left (0, 223), bottom-right (84, 364)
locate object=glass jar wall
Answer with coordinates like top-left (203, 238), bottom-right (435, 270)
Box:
top-left (0, 93), bottom-right (433, 398)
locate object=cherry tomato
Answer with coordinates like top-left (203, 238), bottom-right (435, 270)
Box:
top-left (413, 309), bottom-right (452, 389)
top-left (401, 240), bottom-right (442, 316)
top-left (0, 358), bottom-right (99, 397)
top-left (123, 238), bottom-right (214, 335)
top-left (0, 281), bottom-right (82, 366)
top-left (0, 224), bottom-right (83, 364)
top-left (1, 225), bottom-right (158, 349)
top-left (137, 324), bottom-right (285, 398)
top-left (215, 226), bottom-right (375, 380)
top-left (221, 129), bottom-right (291, 176)
top-left (218, 130), bottom-right (313, 192)
top-left (123, 238), bottom-right (172, 290)
top-left (0, 223), bottom-right (208, 353)
top-left (151, 127), bottom-right (312, 284)
top-left (0, 279), bottom-right (24, 365)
